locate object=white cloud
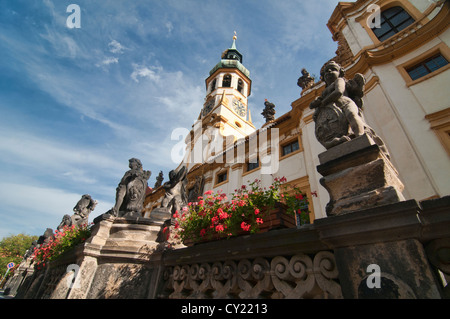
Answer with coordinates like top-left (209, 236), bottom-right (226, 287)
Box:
top-left (96, 56), bottom-right (119, 67)
top-left (130, 63), bottom-right (161, 83)
top-left (108, 40), bottom-right (126, 54)
top-left (0, 182), bottom-right (114, 238)
top-left (165, 21), bottom-right (174, 34)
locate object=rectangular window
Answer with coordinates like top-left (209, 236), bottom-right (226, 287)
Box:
top-left (282, 140), bottom-right (300, 157)
top-left (372, 6), bottom-right (414, 42)
top-left (217, 172), bottom-right (227, 184)
top-left (247, 158), bottom-right (260, 172)
top-left (407, 54), bottom-right (449, 81)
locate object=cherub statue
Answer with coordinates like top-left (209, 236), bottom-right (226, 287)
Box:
top-left (310, 60), bottom-right (389, 157)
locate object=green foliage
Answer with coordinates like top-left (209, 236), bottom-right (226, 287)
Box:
top-left (0, 234), bottom-right (38, 276)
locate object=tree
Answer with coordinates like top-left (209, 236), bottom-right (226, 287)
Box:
top-left (0, 234), bottom-right (38, 280)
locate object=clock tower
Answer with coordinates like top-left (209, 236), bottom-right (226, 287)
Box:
top-left (200, 33), bottom-right (255, 138)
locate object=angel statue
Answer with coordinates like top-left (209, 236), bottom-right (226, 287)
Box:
top-left (310, 60), bottom-right (389, 158)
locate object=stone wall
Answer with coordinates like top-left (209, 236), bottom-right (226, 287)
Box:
top-left (11, 196), bottom-right (449, 299)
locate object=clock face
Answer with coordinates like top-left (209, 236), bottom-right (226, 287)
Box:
top-left (233, 99), bottom-right (246, 117)
top-left (203, 99), bottom-right (215, 116)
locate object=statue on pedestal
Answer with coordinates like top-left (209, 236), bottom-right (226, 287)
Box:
top-left (154, 171), bottom-right (164, 188)
top-left (309, 60), bottom-right (389, 158)
top-left (161, 166), bottom-right (188, 216)
top-left (112, 158), bottom-right (151, 218)
top-left (72, 194), bottom-right (97, 226)
top-left (297, 68), bottom-right (315, 91)
top-left (57, 194), bottom-right (97, 231)
top-left (262, 99), bottom-right (276, 123)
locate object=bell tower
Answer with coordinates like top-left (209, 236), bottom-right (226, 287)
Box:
top-left (200, 33), bottom-right (255, 138)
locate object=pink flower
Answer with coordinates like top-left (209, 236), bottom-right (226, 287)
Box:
top-left (215, 225), bottom-right (224, 232)
top-left (241, 222), bottom-right (251, 231)
top-left (256, 218), bottom-right (264, 224)
top-left (204, 190), bottom-right (213, 195)
top-left (219, 211), bottom-right (229, 220)
top-left (254, 208), bottom-right (260, 215)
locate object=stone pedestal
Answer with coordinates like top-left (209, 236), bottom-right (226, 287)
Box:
top-left (317, 134), bottom-right (405, 217)
top-left (63, 214), bottom-right (169, 299)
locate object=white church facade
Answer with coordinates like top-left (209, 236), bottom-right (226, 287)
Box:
top-left (144, 0), bottom-right (450, 223)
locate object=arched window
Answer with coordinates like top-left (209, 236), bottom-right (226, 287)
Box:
top-left (237, 79), bottom-right (244, 94)
top-left (222, 74), bottom-right (232, 87)
top-left (372, 6), bottom-right (415, 42)
top-left (210, 79), bottom-right (217, 92)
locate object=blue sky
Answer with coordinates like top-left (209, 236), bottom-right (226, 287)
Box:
top-left (0, 0), bottom-right (348, 239)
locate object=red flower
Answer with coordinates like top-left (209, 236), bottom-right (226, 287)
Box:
top-left (215, 225), bottom-right (224, 232)
top-left (256, 218), bottom-right (264, 224)
top-left (219, 211), bottom-right (229, 220)
top-left (204, 190), bottom-right (213, 195)
top-left (254, 208), bottom-right (260, 215)
top-left (200, 229), bottom-right (206, 237)
top-left (295, 194), bottom-right (304, 200)
top-left (241, 222), bottom-right (251, 231)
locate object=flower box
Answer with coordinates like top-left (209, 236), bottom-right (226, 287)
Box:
top-left (174, 177), bottom-right (309, 246)
top-left (183, 203), bottom-right (296, 246)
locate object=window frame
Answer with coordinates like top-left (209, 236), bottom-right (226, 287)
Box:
top-left (280, 136), bottom-right (302, 160)
top-left (371, 6), bottom-right (415, 42)
top-left (222, 74), bottom-right (232, 88)
top-left (397, 43), bottom-right (450, 87)
top-left (214, 168), bottom-right (229, 187)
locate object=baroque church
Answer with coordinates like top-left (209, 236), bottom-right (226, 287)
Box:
top-left (8, 0), bottom-right (450, 301)
top-left (144, 0), bottom-right (450, 225)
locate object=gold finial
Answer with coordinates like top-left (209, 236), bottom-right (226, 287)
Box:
top-left (233, 31), bottom-right (237, 41)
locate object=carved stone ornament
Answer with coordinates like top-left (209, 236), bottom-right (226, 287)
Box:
top-left (160, 251), bottom-right (342, 299)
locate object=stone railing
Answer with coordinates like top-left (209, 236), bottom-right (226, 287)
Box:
top-left (10, 196), bottom-right (449, 299)
top-left (160, 251), bottom-right (342, 299)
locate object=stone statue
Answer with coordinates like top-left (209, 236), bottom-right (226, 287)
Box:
top-left (37, 228), bottom-right (54, 247)
top-left (23, 240), bottom-right (38, 259)
top-left (297, 68), bottom-right (315, 90)
top-left (161, 166), bottom-right (188, 216)
top-left (154, 171), bottom-right (164, 188)
top-left (262, 99), bottom-right (276, 123)
top-left (310, 60), bottom-right (389, 157)
top-left (72, 194), bottom-right (97, 226)
top-left (112, 158), bottom-right (151, 218)
top-left (187, 176), bottom-right (205, 203)
top-left (57, 214), bottom-right (72, 231)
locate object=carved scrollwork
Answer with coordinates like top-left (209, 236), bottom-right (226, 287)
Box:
top-left (211, 261), bottom-right (239, 298)
top-left (163, 251), bottom-right (342, 299)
